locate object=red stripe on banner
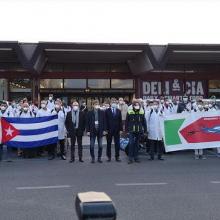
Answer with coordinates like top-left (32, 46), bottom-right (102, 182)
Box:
top-left (180, 116), bottom-right (220, 143)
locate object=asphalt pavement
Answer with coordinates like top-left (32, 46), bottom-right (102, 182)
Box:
top-left (1, 147), bottom-right (220, 220)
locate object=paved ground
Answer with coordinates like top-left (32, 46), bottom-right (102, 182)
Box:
top-left (1, 147), bottom-right (220, 220)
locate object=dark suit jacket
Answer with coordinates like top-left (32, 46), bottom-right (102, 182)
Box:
top-left (65, 110), bottom-right (86, 136)
top-left (86, 109), bottom-right (106, 136)
top-left (105, 108), bottom-right (123, 134)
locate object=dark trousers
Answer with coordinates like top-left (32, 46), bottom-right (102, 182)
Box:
top-left (58, 139), bottom-right (65, 156)
top-left (90, 130), bottom-right (103, 159)
top-left (70, 135), bottom-right (83, 160)
top-left (149, 139), bottom-right (163, 159)
top-left (0, 144), bottom-right (3, 161)
top-left (106, 132), bottom-right (120, 159)
top-left (48, 143), bottom-right (56, 157)
top-left (128, 132), bottom-right (140, 160)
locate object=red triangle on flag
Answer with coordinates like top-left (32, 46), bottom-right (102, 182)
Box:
top-left (1, 118), bottom-right (20, 143)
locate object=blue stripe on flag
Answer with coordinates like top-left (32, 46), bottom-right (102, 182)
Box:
top-left (19, 125), bottom-right (58, 136)
top-left (4, 115), bottom-right (58, 124)
top-left (6, 137), bottom-right (58, 148)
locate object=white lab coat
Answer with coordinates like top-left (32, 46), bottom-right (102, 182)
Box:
top-left (0, 109), bottom-right (14, 117)
top-left (51, 109), bottom-right (66, 140)
top-left (47, 100), bottom-right (55, 111)
top-left (17, 110), bottom-right (34, 118)
top-left (36, 108), bottom-right (52, 117)
top-left (145, 109), bottom-right (164, 141)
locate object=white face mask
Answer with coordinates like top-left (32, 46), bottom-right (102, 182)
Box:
top-left (153, 105), bottom-right (158, 110)
top-left (160, 100), bottom-right (164, 104)
top-left (208, 104), bottom-right (212, 108)
top-left (198, 104), bottom-right (203, 109)
top-left (73, 106), bottom-right (79, 111)
top-left (134, 105), bottom-right (140, 110)
top-left (49, 97), bottom-right (53, 101)
top-left (41, 104), bottom-right (46, 108)
top-left (23, 107), bottom-right (28, 111)
top-left (111, 103), bottom-right (117, 108)
top-left (94, 105), bottom-right (100, 109)
top-left (119, 101), bottom-right (123, 104)
top-left (1, 106), bottom-right (6, 111)
top-left (183, 98), bottom-right (188, 102)
top-left (55, 104), bottom-right (60, 109)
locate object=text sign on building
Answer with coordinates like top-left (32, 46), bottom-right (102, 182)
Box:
top-left (142, 79), bottom-right (206, 99)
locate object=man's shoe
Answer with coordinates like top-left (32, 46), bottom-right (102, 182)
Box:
top-left (107, 158), bottom-right (111, 162)
top-left (98, 159), bottom-right (103, 163)
top-left (69, 159), bottom-right (75, 163)
top-left (48, 156), bottom-right (55, 160)
top-left (148, 158), bottom-right (154, 161)
top-left (61, 155), bottom-right (66, 160)
top-left (158, 157), bottom-right (164, 161)
top-left (79, 159), bottom-right (84, 163)
top-left (91, 158), bottom-right (95, 163)
top-left (116, 158), bottom-right (121, 162)
top-left (128, 160), bottom-right (133, 164)
top-left (134, 159), bottom-right (140, 163)
top-left (195, 155), bottom-right (199, 160)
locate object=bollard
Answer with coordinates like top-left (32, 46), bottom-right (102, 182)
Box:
top-left (75, 191), bottom-right (117, 220)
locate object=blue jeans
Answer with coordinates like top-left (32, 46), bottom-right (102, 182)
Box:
top-left (128, 133), bottom-right (140, 160)
top-left (90, 132), bottom-right (103, 159)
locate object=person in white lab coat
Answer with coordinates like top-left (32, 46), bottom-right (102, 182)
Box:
top-left (145, 100), bottom-right (165, 160)
top-left (17, 102), bottom-right (35, 158)
top-left (47, 94), bottom-right (55, 111)
top-left (51, 100), bottom-right (66, 160)
top-left (193, 102), bottom-right (206, 160)
top-left (36, 100), bottom-right (55, 159)
top-left (0, 101), bottom-right (14, 162)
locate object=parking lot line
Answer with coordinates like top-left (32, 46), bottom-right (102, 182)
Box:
top-left (16, 185), bottom-right (72, 190)
top-left (115, 182), bottom-right (168, 186)
top-left (210, 181), bottom-right (220, 184)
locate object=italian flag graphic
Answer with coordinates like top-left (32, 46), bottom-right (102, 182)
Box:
top-left (162, 111), bottom-right (220, 152)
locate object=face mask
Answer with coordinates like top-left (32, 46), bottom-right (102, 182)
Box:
top-left (134, 105), bottom-right (140, 110)
top-left (153, 105), bottom-right (158, 110)
top-left (73, 106), bottom-right (79, 111)
top-left (111, 103), bottom-right (117, 108)
top-left (160, 100), bottom-right (164, 104)
top-left (94, 105), bottom-right (100, 109)
top-left (119, 101), bottom-right (123, 104)
top-left (198, 104), bottom-right (203, 109)
top-left (41, 104), bottom-right (46, 108)
top-left (165, 101), bottom-right (169, 105)
top-left (82, 103), bottom-right (86, 107)
top-left (209, 104), bottom-right (212, 108)
top-left (49, 97), bottom-right (53, 101)
top-left (204, 104), bottom-right (209, 109)
top-left (23, 107), bottom-right (28, 112)
top-left (1, 106), bottom-right (6, 111)
top-left (183, 98), bottom-right (188, 102)
top-left (55, 104), bottom-right (60, 109)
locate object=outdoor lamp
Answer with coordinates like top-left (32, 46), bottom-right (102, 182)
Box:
top-left (75, 191), bottom-right (117, 220)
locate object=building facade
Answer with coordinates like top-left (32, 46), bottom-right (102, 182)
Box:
top-left (1, 42), bottom-right (220, 107)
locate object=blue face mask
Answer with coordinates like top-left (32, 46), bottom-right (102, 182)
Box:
top-left (111, 103), bottom-right (117, 108)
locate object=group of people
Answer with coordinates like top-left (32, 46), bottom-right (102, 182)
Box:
top-left (0, 94), bottom-right (219, 164)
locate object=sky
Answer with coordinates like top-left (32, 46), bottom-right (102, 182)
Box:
top-left (0, 0), bottom-right (219, 44)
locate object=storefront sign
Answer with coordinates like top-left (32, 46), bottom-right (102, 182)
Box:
top-left (142, 79), bottom-right (206, 100)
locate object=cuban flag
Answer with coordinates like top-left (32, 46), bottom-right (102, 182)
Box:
top-left (0, 115), bottom-right (58, 148)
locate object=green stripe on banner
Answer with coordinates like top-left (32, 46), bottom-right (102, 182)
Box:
top-left (164, 119), bottom-right (185, 145)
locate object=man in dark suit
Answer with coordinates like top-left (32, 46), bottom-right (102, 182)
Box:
top-left (105, 98), bottom-right (123, 162)
top-left (86, 100), bottom-right (107, 163)
top-left (65, 101), bottom-right (86, 163)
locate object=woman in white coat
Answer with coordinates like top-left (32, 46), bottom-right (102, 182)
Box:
top-left (145, 100), bottom-right (165, 160)
top-left (51, 100), bottom-right (66, 160)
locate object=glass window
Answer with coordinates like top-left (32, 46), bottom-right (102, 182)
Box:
top-left (209, 80), bottom-right (220, 89)
top-left (9, 79), bottom-right (32, 92)
top-left (40, 79), bottom-right (63, 89)
top-left (64, 79), bottom-right (87, 89)
top-left (88, 79), bottom-right (110, 89)
top-left (111, 79), bottom-right (134, 89)
top-left (110, 64), bottom-right (130, 73)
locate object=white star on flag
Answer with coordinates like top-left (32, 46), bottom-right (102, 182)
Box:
top-left (5, 126), bottom-right (14, 137)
